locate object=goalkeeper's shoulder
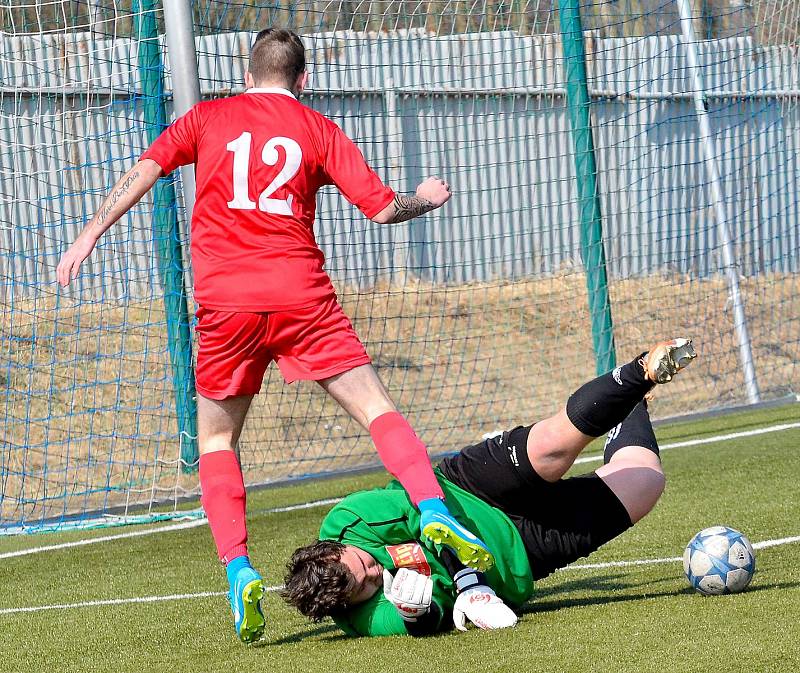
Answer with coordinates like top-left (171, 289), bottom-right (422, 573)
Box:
top-left (326, 483), bottom-right (416, 518)
top-left (318, 488), bottom-right (414, 544)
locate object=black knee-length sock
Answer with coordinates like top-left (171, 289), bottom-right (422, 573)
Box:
top-left (603, 400), bottom-right (659, 464)
top-left (565, 353), bottom-right (655, 437)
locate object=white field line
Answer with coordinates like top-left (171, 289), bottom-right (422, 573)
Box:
top-left (0, 518), bottom-right (210, 561)
top-left (573, 421), bottom-right (800, 465)
top-left (0, 592), bottom-right (228, 615)
top-left (0, 586), bottom-right (280, 616)
top-left (558, 536), bottom-right (800, 570)
top-left (2, 422), bottom-right (799, 561)
top-left (749, 535), bottom-right (800, 550)
top-left (0, 498), bottom-right (344, 561)
top-left (2, 535), bottom-right (798, 616)
top-left (258, 496), bottom-right (344, 514)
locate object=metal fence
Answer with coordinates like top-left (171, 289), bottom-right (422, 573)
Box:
top-left (2, 31), bottom-right (798, 297)
top-left (3, 21), bottom-right (800, 532)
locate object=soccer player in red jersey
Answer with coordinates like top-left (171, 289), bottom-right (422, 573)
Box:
top-left (57, 28), bottom-right (492, 643)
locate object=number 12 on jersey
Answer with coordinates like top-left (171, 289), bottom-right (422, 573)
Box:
top-left (226, 132), bottom-right (302, 216)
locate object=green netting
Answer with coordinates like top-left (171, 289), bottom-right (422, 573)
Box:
top-left (1, 0), bottom-right (798, 533)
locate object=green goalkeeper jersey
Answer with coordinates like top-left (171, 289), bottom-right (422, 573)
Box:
top-left (319, 470), bottom-right (534, 637)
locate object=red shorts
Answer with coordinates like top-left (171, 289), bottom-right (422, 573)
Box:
top-left (194, 295), bottom-right (371, 400)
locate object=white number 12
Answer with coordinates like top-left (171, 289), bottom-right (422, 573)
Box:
top-left (225, 132), bottom-right (302, 216)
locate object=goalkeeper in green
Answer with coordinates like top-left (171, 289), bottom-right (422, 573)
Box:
top-left (282, 339), bottom-right (696, 636)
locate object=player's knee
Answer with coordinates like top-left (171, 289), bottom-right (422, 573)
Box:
top-left (627, 466), bottom-right (665, 522)
top-left (359, 382), bottom-right (397, 427)
top-left (321, 364), bottom-right (397, 428)
top-left (527, 411), bottom-right (592, 482)
top-left (361, 398), bottom-right (397, 428)
top-left (597, 460), bottom-right (665, 523)
top-left (527, 422), bottom-right (576, 482)
top-left (531, 449), bottom-right (573, 482)
top-left (643, 467), bottom-right (666, 501)
top-left (199, 437), bottom-right (236, 455)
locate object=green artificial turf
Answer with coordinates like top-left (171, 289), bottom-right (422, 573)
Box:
top-left (1, 405), bottom-right (798, 673)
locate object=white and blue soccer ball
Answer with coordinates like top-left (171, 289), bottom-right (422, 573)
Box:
top-left (683, 526), bottom-right (756, 595)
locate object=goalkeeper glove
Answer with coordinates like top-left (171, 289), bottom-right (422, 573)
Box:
top-left (383, 568), bottom-right (434, 622)
top-left (452, 568), bottom-right (518, 631)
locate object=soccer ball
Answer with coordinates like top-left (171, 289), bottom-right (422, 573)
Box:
top-left (683, 525), bottom-right (756, 595)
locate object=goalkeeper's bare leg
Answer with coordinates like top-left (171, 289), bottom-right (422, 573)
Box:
top-left (525, 338), bottom-right (694, 520)
top-left (596, 400), bottom-right (665, 523)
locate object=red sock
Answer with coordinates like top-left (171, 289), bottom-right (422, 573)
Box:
top-left (199, 450), bottom-right (249, 564)
top-left (369, 411), bottom-right (444, 505)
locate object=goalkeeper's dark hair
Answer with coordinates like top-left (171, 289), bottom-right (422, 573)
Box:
top-left (282, 540), bottom-right (354, 621)
top-left (249, 28), bottom-right (306, 87)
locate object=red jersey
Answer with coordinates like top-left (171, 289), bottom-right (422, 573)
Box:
top-left (140, 88), bottom-right (395, 311)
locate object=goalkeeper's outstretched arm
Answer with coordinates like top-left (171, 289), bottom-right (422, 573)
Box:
top-left (56, 158), bottom-right (163, 287)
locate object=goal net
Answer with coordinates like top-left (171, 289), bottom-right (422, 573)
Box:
top-left (1, 0), bottom-right (798, 532)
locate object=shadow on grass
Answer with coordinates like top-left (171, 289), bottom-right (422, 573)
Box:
top-left (523, 573), bottom-right (800, 614)
top-left (265, 576), bottom-right (800, 645)
top-left (534, 573), bottom-right (664, 596)
top-left (260, 623), bottom-right (341, 646)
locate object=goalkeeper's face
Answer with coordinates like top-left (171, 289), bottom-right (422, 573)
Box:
top-left (339, 546), bottom-right (384, 605)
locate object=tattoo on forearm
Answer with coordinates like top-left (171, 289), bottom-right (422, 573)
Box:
top-left (96, 170), bottom-right (140, 228)
top-left (386, 193), bottom-right (435, 223)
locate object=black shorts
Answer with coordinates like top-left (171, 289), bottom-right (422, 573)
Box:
top-left (438, 425), bottom-right (633, 580)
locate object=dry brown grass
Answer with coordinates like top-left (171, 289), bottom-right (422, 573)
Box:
top-left (2, 271), bottom-right (799, 525)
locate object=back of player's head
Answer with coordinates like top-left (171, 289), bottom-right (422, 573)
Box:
top-left (249, 28), bottom-right (306, 87)
top-left (282, 540), bottom-right (353, 621)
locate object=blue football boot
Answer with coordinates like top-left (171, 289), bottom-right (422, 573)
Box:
top-left (229, 565), bottom-right (265, 643)
top-left (418, 499), bottom-right (494, 571)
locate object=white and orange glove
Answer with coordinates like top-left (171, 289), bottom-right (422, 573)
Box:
top-left (452, 568), bottom-right (518, 631)
top-left (383, 568), bottom-right (434, 622)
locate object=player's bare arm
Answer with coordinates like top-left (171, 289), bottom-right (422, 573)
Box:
top-left (56, 158), bottom-right (163, 287)
top-left (386, 194), bottom-right (436, 222)
top-left (372, 176), bottom-right (452, 224)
